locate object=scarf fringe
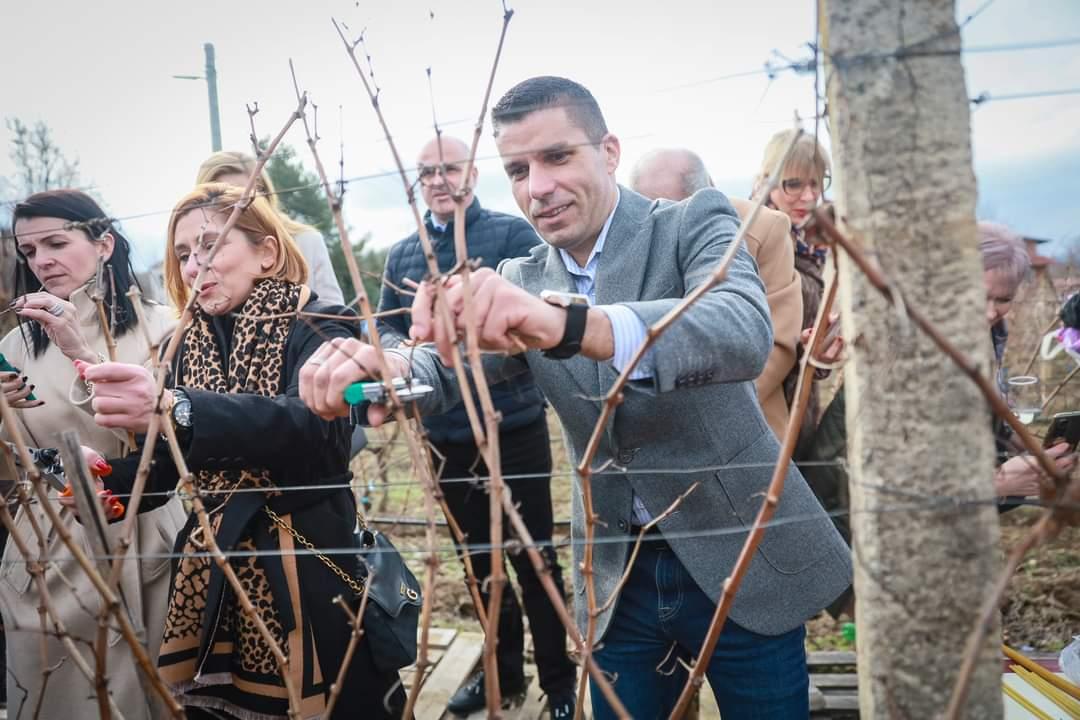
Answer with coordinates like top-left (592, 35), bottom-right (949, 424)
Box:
top-left (172, 678), bottom-right (320, 720)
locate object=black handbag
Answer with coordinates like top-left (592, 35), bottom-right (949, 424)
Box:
top-left (264, 506), bottom-right (422, 673)
top-left (352, 521), bottom-right (423, 672)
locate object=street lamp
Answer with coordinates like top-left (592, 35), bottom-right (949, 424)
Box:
top-left (173, 43), bottom-right (222, 152)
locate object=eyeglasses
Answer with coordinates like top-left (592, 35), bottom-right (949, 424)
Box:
top-left (780, 175), bottom-right (831, 197)
top-left (417, 163), bottom-right (463, 185)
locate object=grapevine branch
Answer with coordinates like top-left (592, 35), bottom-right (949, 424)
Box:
top-left (330, 16), bottom-right (530, 715)
top-left (441, 6), bottom-right (516, 709)
top-left (0, 392), bottom-right (185, 717)
top-left (669, 242), bottom-right (839, 718)
top-left (806, 208), bottom-right (1080, 718)
top-left (288, 55), bottom-right (466, 714)
top-left (0, 483), bottom-right (126, 719)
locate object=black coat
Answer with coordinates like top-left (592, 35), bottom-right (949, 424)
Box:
top-left (377, 197), bottom-right (546, 444)
top-left (105, 297), bottom-right (406, 717)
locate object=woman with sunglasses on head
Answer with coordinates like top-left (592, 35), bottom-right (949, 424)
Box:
top-left (73, 183), bottom-right (405, 719)
top-left (0, 189), bottom-right (186, 719)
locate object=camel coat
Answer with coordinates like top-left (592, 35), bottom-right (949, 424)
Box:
top-left (0, 283), bottom-right (186, 719)
top-left (729, 198), bottom-right (802, 439)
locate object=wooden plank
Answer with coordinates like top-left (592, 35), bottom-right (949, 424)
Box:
top-left (807, 651), bottom-right (857, 667)
top-left (809, 685), bottom-right (827, 712)
top-left (822, 694), bottom-right (859, 711)
top-left (508, 670), bottom-right (545, 720)
top-left (413, 631), bottom-right (484, 720)
top-left (425, 627), bottom-right (459, 649)
top-left (811, 673), bottom-right (859, 689)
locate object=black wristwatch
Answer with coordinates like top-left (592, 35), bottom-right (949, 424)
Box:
top-left (541, 291), bottom-right (589, 360)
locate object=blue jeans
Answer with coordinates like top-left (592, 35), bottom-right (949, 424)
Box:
top-left (590, 537), bottom-right (809, 719)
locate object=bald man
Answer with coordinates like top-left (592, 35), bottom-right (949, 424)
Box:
top-left (631, 148), bottom-right (802, 438)
top-left (377, 136), bottom-right (577, 715)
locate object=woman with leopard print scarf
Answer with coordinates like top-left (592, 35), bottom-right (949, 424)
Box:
top-left (76, 184), bottom-right (407, 719)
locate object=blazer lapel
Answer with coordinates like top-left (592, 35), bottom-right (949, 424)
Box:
top-left (594, 187), bottom-right (654, 308)
top-left (593, 188), bottom-right (655, 391)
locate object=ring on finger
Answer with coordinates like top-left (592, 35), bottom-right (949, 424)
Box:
top-left (47, 303), bottom-right (64, 317)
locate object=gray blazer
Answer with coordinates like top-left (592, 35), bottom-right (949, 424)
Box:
top-left (398, 186), bottom-right (852, 639)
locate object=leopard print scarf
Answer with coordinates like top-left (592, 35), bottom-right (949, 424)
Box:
top-left (159, 278), bottom-right (307, 711)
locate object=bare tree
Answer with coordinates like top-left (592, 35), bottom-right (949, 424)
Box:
top-left (5, 118), bottom-right (80, 196)
top-left (0, 119), bottom-right (83, 321)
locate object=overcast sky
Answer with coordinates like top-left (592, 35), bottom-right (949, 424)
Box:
top-left (2, 0), bottom-right (1078, 270)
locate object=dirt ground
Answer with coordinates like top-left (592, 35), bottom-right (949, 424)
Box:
top-left (354, 417), bottom-right (1079, 655)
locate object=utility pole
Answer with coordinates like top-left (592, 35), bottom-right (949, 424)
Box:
top-left (822, 1), bottom-right (1003, 718)
top-left (204, 43), bottom-right (222, 152)
top-left (173, 43), bottom-right (222, 152)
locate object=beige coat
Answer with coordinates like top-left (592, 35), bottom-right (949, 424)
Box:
top-left (730, 198), bottom-right (803, 439)
top-left (0, 284), bottom-right (186, 719)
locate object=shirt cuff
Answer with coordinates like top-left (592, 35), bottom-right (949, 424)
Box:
top-left (596, 304), bottom-right (654, 380)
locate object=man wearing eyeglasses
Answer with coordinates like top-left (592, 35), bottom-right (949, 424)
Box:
top-left (629, 147), bottom-right (803, 440)
top-left (377, 135), bottom-right (578, 717)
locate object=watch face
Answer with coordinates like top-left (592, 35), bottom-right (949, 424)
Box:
top-left (540, 289), bottom-right (591, 308)
top-left (173, 400), bottom-right (193, 427)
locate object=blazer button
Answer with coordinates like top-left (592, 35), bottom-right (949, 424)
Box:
top-left (617, 519), bottom-right (628, 531)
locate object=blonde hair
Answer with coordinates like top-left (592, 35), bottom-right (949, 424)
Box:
top-left (165, 183), bottom-right (309, 310)
top-left (195, 151), bottom-right (313, 238)
top-left (751, 130), bottom-right (832, 201)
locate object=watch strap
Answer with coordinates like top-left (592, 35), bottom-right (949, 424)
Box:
top-left (543, 303), bottom-right (588, 360)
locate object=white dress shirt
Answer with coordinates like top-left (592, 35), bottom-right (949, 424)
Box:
top-left (556, 188), bottom-right (655, 524)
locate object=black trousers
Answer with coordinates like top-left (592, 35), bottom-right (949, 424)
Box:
top-left (436, 416), bottom-right (576, 695)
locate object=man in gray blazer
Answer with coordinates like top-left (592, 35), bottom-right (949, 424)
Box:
top-left (300, 76), bottom-right (852, 719)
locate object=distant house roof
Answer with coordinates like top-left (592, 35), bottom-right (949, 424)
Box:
top-left (1023, 236), bottom-right (1054, 269)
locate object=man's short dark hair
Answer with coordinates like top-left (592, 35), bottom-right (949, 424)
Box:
top-left (491, 76), bottom-right (608, 143)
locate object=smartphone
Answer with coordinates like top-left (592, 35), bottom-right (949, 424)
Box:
top-left (1043, 411), bottom-right (1080, 451)
top-left (0, 352), bottom-right (36, 402)
top-left (822, 316), bottom-right (842, 347)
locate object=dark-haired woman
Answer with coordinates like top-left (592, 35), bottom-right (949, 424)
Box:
top-left (0, 190), bottom-right (186, 719)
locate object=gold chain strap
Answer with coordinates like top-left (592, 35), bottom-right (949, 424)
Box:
top-left (264, 507), bottom-right (365, 596)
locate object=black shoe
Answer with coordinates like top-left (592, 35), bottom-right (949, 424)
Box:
top-left (548, 688), bottom-right (576, 720)
top-left (446, 671), bottom-right (526, 715)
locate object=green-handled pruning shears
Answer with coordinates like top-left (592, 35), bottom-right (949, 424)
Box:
top-left (343, 377), bottom-right (434, 406)
top-left (343, 377), bottom-right (433, 421)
